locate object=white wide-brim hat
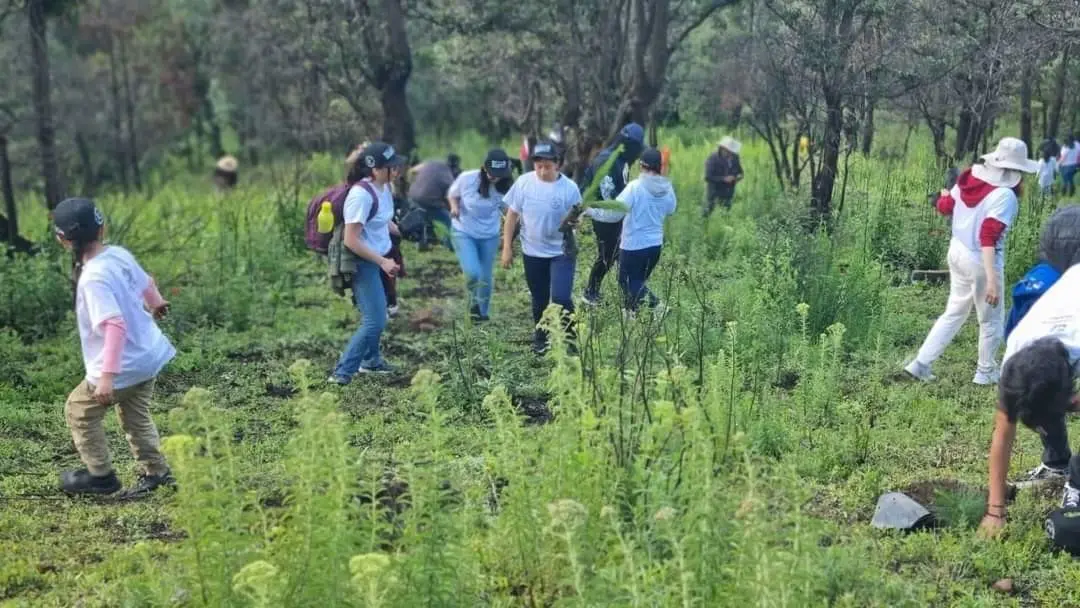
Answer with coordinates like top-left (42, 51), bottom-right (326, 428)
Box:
top-left (216, 155), bottom-right (239, 173)
top-left (971, 164), bottom-right (1023, 189)
top-left (980, 137), bottom-right (1039, 174)
top-left (719, 136), bottom-right (742, 155)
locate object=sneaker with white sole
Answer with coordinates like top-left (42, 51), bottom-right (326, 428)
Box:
top-left (1063, 483), bottom-right (1080, 509)
top-left (387, 304), bottom-right (400, 318)
top-left (327, 375), bottom-right (351, 386)
top-left (973, 370), bottom-right (1000, 386)
top-left (359, 361), bottom-right (397, 374)
top-left (1013, 463), bottom-right (1069, 489)
top-left (903, 360), bottom-right (937, 382)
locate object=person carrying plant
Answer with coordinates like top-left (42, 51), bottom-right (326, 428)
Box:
top-left (328, 142), bottom-right (403, 384)
top-left (903, 137), bottom-right (1039, 385)
top-left (979, 264), bottom-right (1080, 537)
top-left (702, 136), bottom-right (743, 216)
top-left (52, 198), bottom-right (176, 498)
top-left (580, 122), bottom-right (646, 307)
top-left (501, 140), bottom-right (583, 354)
top-left (447, 148), bottom-right (514, 322)
top-left (616, 148), bottom-right (677, 312)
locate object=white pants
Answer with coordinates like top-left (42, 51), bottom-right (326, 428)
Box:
top-left (914, 240), bottom-right (1004, 375)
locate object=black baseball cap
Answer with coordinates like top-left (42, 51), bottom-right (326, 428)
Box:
top-left (53, 198), bottom-right (104, 241)
top-left (362, 142), bottom-right (405, 169)
top-left (484, 148), bottom-right (513, 178)
top-left (530, 140), bottom-right (559, 161)
top-left (640, 148), bottom-right (662, 172)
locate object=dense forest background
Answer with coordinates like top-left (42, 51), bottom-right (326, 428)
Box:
top-left (1, 0), bottom-right (1078, 241)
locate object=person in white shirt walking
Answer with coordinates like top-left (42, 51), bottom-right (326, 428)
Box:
top-left (1038, 147), bottom-right (1059, 196)
top-left (904, 137), bottom-right (1039, 385)
top-left (616, 148), bottom-right (677, 311)
top-left (501, 140), bottom-right (584, 354)
top-left (52, 198), bottom-right (176, 498)
top-left (448, 148), bottom-right (514, 322)
top-left (1059, 135), bottom-right (1080, 197)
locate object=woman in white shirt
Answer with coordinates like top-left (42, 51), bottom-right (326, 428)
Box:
top-left (500, 140), bottom-right (583, 354)
top-left (329, 142), bottom-right (403, 384)
top-left (1059, 135), bottom-right (1079, 196)
top-left (448, 149), bottom-right (514, 321)
top-left (1039, 148), bottom-right (1060, 195)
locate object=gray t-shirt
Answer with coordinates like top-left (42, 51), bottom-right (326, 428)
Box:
top-left (408, 161), bottom-right (456, 204)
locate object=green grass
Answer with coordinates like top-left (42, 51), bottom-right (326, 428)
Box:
top-left (2, 130), bottom-right (1080, 606)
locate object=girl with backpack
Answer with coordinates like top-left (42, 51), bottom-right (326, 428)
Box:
top-left (328, 142), bottom-right (404, 384)
top-left (501, 140), bottom-right (584, 354)
top-left (903, 137), bottom-right (1039, 385)
top-left (448, 148), bottom-right (514, 321)
top-left (617, 148), bottom-right (677, 312)
top-left (53, 198), bottom-right (176, 498)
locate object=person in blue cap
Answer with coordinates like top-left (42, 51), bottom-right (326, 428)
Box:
top-left (580, 122), bottom-right (646, 306)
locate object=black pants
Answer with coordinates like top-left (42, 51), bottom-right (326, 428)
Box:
top-left (703, 193), bottom-right (733, 217)
top-left (585, 220), bottom-right (623, 300)
top-left (522, 254), bottom-right (576, 342)
top-left (618, 246), bottom-right (662, 311)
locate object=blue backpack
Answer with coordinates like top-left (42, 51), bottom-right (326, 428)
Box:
top-left (1005, 261), bottom-right (1062, 338)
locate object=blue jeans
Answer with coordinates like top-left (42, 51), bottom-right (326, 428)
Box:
top-left (522, 254), bottom-right (576, 340)
top-left (333, 260), bottom-right (388, 376)
top-left (452, 230), bottom-right (500, 317)
top-left (618, 246), bottom-right (662, 311)
top-left (1063, 164), bottom-right (1078, 196)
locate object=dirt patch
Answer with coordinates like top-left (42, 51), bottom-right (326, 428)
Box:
top-left (408, 306), bottom-right (447, 332)
top-left (513, 394), bottom-right (553, 425)
top-left (225, 349), bottom-right (266, 363)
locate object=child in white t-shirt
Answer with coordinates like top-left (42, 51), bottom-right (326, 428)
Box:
top-left (1038, 151), bottom-right (1059, 195)
top-left (52, 198), bottom-right (176, 498)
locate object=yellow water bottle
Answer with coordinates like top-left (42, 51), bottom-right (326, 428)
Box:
top-left (317, 201), bottom-right (334, 234)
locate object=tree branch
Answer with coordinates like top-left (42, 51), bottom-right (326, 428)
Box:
top-left (668, 0), bottom-right (740, 55)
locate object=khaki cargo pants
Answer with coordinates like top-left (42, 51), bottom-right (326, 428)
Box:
top-left (65, 379), bottom-right (169, 477)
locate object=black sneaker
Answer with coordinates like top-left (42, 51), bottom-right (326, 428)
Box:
top-left (359, 361), bottom-right (397, 374)
top-left (1012, 463), bottom-right (1069, 490)
top-left (60, 469), bottom-right (121, 495)
top-left (469, 305), bottom-right (489, 323)
top-left (118, 470), bottom-right (176, 500)
top-left (1064, 483), bottom-right (1080, 509)
top-left (532, 333), bottom-right (550, 355)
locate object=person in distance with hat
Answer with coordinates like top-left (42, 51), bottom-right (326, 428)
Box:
top-left (447, 148), bottom-right (515, 322)
top-left (703, 136), bottom-right (743, 217)
top-left (903, 137), bottom-right (1039, 386)
top-left (329, 142), bottom-right (404, 384)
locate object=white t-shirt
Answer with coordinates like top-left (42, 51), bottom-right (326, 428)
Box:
top-left (343, 180), bottom-right (395, 256)
top-left (1061, 144), bottom-right (1080, 168)
top-left (948, 185), bottom-right (1017, 270)
top-left (1038, 158), bottom-right (1058, 190)
top-left (77, 246), bottom-right (176, 390)
top-left (618, 175), bottom-right (677, 251)
top-left (448, 170), bottom-right (504, 240)
top-left (504, 172), bottom-right (583, 258)
top-left (1003, 264), bottom-right (1080, 369)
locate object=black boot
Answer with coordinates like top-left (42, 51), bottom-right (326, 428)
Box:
top-left (60, 469), bottom-right (121, 495)
top-left (118, 469), bottom-right (177, 500)
top-left (532, 330), bottom-right (550, 355)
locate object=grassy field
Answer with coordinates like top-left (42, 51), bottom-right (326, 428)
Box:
top-left (2, 130), bottom-right (1079, 606)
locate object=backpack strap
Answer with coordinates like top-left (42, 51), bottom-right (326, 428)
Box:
top-left (355, 180), bottom-right (381, 224)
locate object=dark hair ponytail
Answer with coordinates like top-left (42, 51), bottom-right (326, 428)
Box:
top-left (478, 168), bottom-right (491, 198)
top-left (70, 235), bottom-right (96, 307)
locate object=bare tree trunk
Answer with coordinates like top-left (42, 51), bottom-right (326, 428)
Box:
top-left (27, 0), bottom-right (64, 210)
top-left (108, 37), bottom-right (129, 193)
top-left (74, 131), bottom-right (96, 196)
top-left (1048, 45), bottom-right (1070, 140)
top-left (0, 135), bottom-right (18, 244)
top-left (860, 100), bottom-right (875, 156)
top-left (1020, 66), bottom-right (1033, 153)
top-left (118, 36), bottom-right (142, 190)
top-left (379, 79), bottom-right (416, 159)
top-left (811, 86), bottom-right (843, 223)
top-left (376, 0), bottom-right (416, 158)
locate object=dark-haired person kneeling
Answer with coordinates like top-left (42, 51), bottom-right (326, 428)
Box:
top-left (981, 265), bottom-right (1080, 537)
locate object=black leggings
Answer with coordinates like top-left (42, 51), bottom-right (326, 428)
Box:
top-left (585, 220), bottom-right (623, 300)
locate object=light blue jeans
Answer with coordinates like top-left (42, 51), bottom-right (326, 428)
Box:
top-left (333, 260), bottom-right (387, 377)
top-left (452, 230), bottom-right (500, 317)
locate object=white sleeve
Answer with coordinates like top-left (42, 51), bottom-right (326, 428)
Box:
top-left (615, 180), bottom-right (636, 207)
top-left (986, 190), bottom-right (1018, 226)
top-left (448, 173), bottom-right (465, 199)
top-left (83, 280), bottom-right (123, 329)
top-left (564, 179), bottom-right (583, 207)
top-left (504, 177), bottom-right (525, 214)
top-left (343, 185), bottom-right (374, 225)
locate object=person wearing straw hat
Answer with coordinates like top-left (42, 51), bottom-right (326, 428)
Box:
top-left (213, 155), bottom-right (239, 192)
top-left (703, 136), bottom-right (743, 217)
top-left (904, 137), bottom-right (1039, 386)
